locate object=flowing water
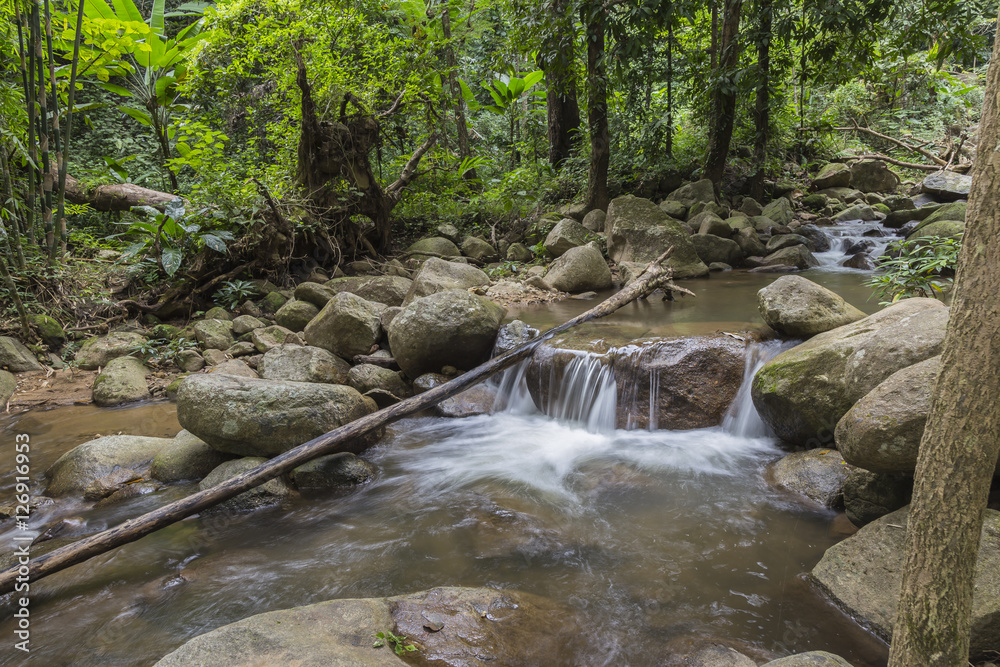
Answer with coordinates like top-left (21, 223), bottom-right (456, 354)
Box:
top-left (0, 263), bottom-right (892, 666)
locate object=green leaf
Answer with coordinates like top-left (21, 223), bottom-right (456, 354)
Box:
top-left (110, 0), bottom-right (143, 23)
top-left (161, 246), bottom-right (182, 276)
top-left (507, 77), bottom-right (525, 99)
top-left (118, 106), bottom-right (153, 126)
top-left (150, 0), bottom-right (165, 34)
top-left (458, 78), bottom-right (475, 102)
top-left (154, 75), bottom-right (176, 104)
top-left (164, 197), bottom-right (185, 220)
top-left (100, 82), bottom-right (133, 97)
top-left (200, 233), bottom-right (227, 253)
top-left (521, 70), bottom-right (544, 89)
top-left (82, 0), bottom-right (116, 22)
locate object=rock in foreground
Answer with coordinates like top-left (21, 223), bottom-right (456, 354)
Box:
top-left (154, 587), bottom-right (584, 667)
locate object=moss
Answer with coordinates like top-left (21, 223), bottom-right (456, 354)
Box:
top-left (29, 314), bottom-right (66, 347)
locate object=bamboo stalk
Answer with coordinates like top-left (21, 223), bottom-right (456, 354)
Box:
top-left (43, 0), bottom-right (64, 261)
top-left (0, 249), bottom-right (691, 594)
top-left (32, 2), bottom-right (55, 258)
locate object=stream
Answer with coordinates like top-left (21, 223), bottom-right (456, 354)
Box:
top-left (0, 234), bottom-right (896, 666)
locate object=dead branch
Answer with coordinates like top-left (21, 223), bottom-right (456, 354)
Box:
top-left (832, 124), bottom-right (947, 167)
top-left (844, 153), bottom-right (971, 173)
top-left (387, 133), bottom-right (438, 201)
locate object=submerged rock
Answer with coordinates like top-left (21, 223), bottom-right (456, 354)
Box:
top-left (290, 452), bottom-right (377, 490)
top-left (766, 448), bottom-right (850, 508)
top-left (198, 457), bottom-right (292, 513)
top-left (811, 506), bottom-right (1000, 660)
top-left (757, 275), bottom-right (866, 338)
top-left (154, 587), bottom-right (585, 667)
top-left (176, 374), bottom-right (376, 457)
top-left (45, 435), bottom-right (172, 497)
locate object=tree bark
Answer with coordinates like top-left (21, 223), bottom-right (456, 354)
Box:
top-left (703, 0), bottom-right (743, 185)
top-left (748, 0), bottom-right (771, 201)
top-left (0, 250), bottom-right (692, 594)
top-left (542, 0), bottom-right (581, 169)
top-left (439, 3), bottom-right (475, 179)
top-left (887, 12), bottom-right (1000, 666)
top-left (63, 174), bottom-right (178, 211)
top-left (583, 0), bottom-right (609, 211)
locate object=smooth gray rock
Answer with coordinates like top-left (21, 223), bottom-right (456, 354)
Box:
top-left (506, 242), bottom-right (533, 262)
top-left (811, 507), bottom-right (1000, 660)
top-left (205, 359), bottom-right (259, 378)
top-left (348, 364), bottom-right (410, 397)
top-left (304, 292), bottom-right (382, 359)
top-left (543, 245), bottom-right (613, 293)
top-left (325, 276), bottom-right (414, 308)
top-left (834, 204), bottom-right (877, 222)
top-left (193, 319), bottom-right (235, 351)
top-left (762, 651), bottom-right (854, 667)
top-left (921, 170), bottom-right (972, 201)
top-left (150, 430), bottom-right (231, 483)
top-left (403, 257), bottom-right (491, 305)
top-left (176, 374), bottom-right (375, 457)
top-left (843, 468), bottom-right (911, 526)
top-left (460, 236), bottom-right (498, 262)
top-left (45, 435), bottom-right (172, 497)
top-left (544, 218), bottom-right (590, 257)
top-left (291, 452), bottom-right (377, 490)
top-left (765, 234), bottom-right (809, 253)
top-left (850, 159), bottom-right (899, 193)
top-left (606, 195), bottom-right (708, 278)
top-left (739, 197), bottom-right (763, 216)
top-left (75, 332), bottom-right (146, 370)
top-left (666, 179), bottom-right (716, 207)
top-left (203, 306), bottom-right (232, 321)
top-left (294, 281), bottom-right (339, 308)
top-left (761, 197), bottom-right (794, 225)
top-left (795, 224), bottom-right (831, 252)
top-left (0, 370), bottom-right (14, 406)
top-left (760, 245), bottom-right (820, 271)
top-left (388, 290), bottom-right (505, 379)
top-left (406, 236), bottom-right (461, 260)
top-left (766, 448), bottom-right (850, 508)
top-left (582, 209), bottom-right (606, 232)
top-left (92, 356), bottom-right (150, 406)
top-left (691, 211), bottom-right (731, 237)
top-left (691, 234), bottom-right (743, 266)
top-left (658, 199), bottom-right (688, 219)
top-left (752, 298), bottom-right (948, 445)
top-left (758, 275), bottom-right (866, 337)
top-left (199, 457), bottom-right (292, 513)
top-left (812, 163), bottom-right (852, 190)
top-left (230, 315), bottom-right (266, 336)
top-left (0, 336), bottom-right (42, 373)
top-left (274, 299), bottom-right (320, 332)
top-left (258, 344), bottom-right (350, 384)
top-left (733, 227), bottom-right (767, 258)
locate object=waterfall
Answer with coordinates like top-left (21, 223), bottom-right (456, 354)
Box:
top-left (721, 339), bottom-right (796, 438)
top-left (812, 220), bottom-right (893, 270)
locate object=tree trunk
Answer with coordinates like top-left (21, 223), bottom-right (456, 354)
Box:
top-left (666, 23), bottom-right (674, 157)
top-left (887, 12), bottom-right (1000, 666)
top-left (703, 0), bottom-right (743, 185)
top-left (583, 0), bottom-right (609, 211)
top-left (542, 0), bottom-right (581, 169)
top-left (63, 174), bottom-right (178, 211)
top-left (748, 0), bottom-right (771, 201)
top-left (0, 250), bottom-right (692, 594)
top-left (439, 3), bottom-right (475, 179)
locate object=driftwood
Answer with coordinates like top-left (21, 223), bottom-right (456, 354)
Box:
top-left (0, 248), bottom-right (692, 595)
top-left (352, 354), bottom-right (400, 369)
top-left (845, 153), bottom-right (971, 174)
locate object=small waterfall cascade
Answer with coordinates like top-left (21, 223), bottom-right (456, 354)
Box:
top-left (613, 344), bottom-right (663, 431)
top-left (813, 220), bottom-right (894, 270)
top-left (722, 339), bottom-right (796, 437)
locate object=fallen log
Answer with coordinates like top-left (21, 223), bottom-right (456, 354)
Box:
top-left (64, 174), bottom-right (178, 211)
top-left (844, 153), bottom-right (972, 174)
top-left (0, 248), bottom-right (692, 595)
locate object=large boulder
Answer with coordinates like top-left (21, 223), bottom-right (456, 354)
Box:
top-left (752, 298), bottom-right (948, 445)
top-left (544, 218), bottom-right (590, 257)
top-left (327, 275), bottom-right (414, 307)
top-left (762, 652), bottom-right (854, 667)
top-left (150, 430), bottom-right (231, 483)
top-left (760, 245), bottom-right (820, 271)
top-left (193, 319), bottom-right (235, 351)
top-left (605, 195), bottom-right (708, 278)
top-left (198, 457), bottom-right (293, 513)
top-left (92, 356), bottom-right (150, 406)
top-left (665, 178), bottom-right (716, 208)
top-left (849, 159), bottom-right (900, 193)
top-left (811, 507), bottom-right (1000, 660)
top-left (582, 209), bottom-right (606, 232)
top-left (812, 163), bottom-right (852, 190)
top-left (761, 197), bottom-right (794, 225)
top-left (75, 332), bottom-right (145, 370)
top-left (543, 245), bottom-right (613, 293)
top-left (757, 275), bottom-right (866, 337)
top-left (909, 219), bottom-right (965, 240)
top-left (176, 374), bottom-right (376, 457)
top-left (274, 299), bottom-right (320, 332)
top-left (461, 236), bottom-right (498, 263)
top-left (843, 468), bottom-right (912, 526)
top-left (303, 292), bottom-right (382, 359)
top-left (0, 336), bottom-right (42, 372)
top-left (405, 236), bottom-right (461, 260)
top-left (403, 257), bottom-right (491, 305)
top-left (690, 234), bottom-right (743, 266)
top-left (921, 170), bottom-right (972, 201)
top-left (258, 344), bottom-right (351, 384)
top-left (388, 290), bottom-right (505, 378)
top-left (154, 587), bottom-right (584, 667)
top-left (766, 448), bottom-right (850, 508)
top-left (45, 435), bottom-right (172, 496)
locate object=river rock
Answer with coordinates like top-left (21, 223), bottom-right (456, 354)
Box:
top-left (304, 292), bottom-right (382, 359)
top-left (733, 227), bottom-right (767, 257)
top-left (92, 356), bottom-right (150, 406)
top-left (836, 356), bottom-right (943, 474)
top-left (458, 236), bottom-right (495, 263)
top-left (258, 291), bottom-right (288, 314)
top-left (812, 163), bottom-right (852, 190)
top-left (258, 344), bottom-right (350, 384)
top-left (349, 364), bottom-right (410, 397)
top-left (28, 314), bottom-right (66, 349)
top-left (606, 195), bottom-right (709, 278)
top-left (75, 332), bottom-right (146, 370)
top-left (205, 359), bottom-right (259, 378)
top-left (544, 218), bottom-right (590, 257)
top-left (761, 197), bottom-right (794, 225)
top-left (659, 199), bottom-right (688, 219)
top-left (766, 448), bottom-right (850, 508)
top-left (506, 242), bottom-right (533, 262)
top-left (907, 201), bottom-right (966, 235)
top-left (765, 234), bottom-right (809, 253)
top-left (760, 245), bottom-right (820, 271)
top-left (202, 349), bottom-right (228, 366)
top-left (290, 452), bottom-right (377, 490)
top-left (761, 652), bottom-right (854, 667)
top-left (849, 159), bottom-right (899, 193)
top-left (921, 170), bottom-right (973, 201)
top-left (738, 197), bottom-right (763, 216)
top-left (666, 178), bottom-right (716, 208)
top-left (0, 336), bottom-right (41, 373)
top-left (795, 224), bottom-right (831, 252)
top-left (690, 211), bottom-right (731, 238)
top-left (884, 203), bottom-right (940, 228)
top-left (833, 204), bottom-right (877, 222)
top-left (45, 435), bottom-right (173, 497)
top-left (582, 209), bottom-right (606, 232)
top-left (909, 219), bottom-right (965, 240)
top-left (406, 236), bottom-right (462, 261)
top-left (388, 290), bottom-right (505, 379)
top-left (83, 467), bottom-right (142, 501)
top-left (411, 372), bottom-right (498, 417)
top-left (758, 275), bottom-right (866, 337)
top-left (193, 319), bottom-right (234, 351)
top-left (150, 430), bottom-right (231, 483)
top-left (231, 315), bottom-right (266, 336)
top-left (403, 257), bottom-right (491, 305)
top-left (494, 320), bottom-right (540, 356)
top-left (0, 370), bottom-right (14, 406)
top-left (843, 468), bottom-right (912, 526)
top-left (752, 298), bottom-right (948, 445)
top-left (199, 457), bottom-right (293, 513)
top-left (544, 245), bottom-right (613, 292)
top-left (176, 374), bottom-right (376, 457)
top-left (327, 275), bottom-right (414, 307)
top-left (294, 281), bottom-right (339, 308)
top-left (691, 234), bottom-right (742, 266)
top-left (153, 586), bottom-right (585, 667)
top-left (810, 506), bottom-right (1000, 660)
top-left (274, 299), bottom-right (320, 332)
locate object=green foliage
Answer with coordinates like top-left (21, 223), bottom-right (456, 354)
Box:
top-left (129, 335), bottom-right (199, 365)
top-left (373, 630), bottom-right (417, 656)
top-left (118, 198), bottom-right (234, 276)
top-left (213, 279), bottom-right (258, 309)
top-left (865, 235), bottom-right (962, 305)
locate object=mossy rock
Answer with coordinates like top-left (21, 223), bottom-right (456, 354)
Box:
top-left (258, 291), bottom-right (289, 314)
top-left (149, 324), bottom-right (182, 341)
top-left (29, 314), bottom-right (66, 348)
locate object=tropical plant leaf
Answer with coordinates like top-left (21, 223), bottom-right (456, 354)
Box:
top-left (164, 197), bottom-right (185, 220)
top-left (161, 246), bottom-right (182, 276)
top-left (200, 233), bottom-right (227, 253)
top-left (118, 106), bottom-right (153, 126)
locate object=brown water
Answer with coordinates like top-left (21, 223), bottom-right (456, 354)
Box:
top-left (0, 270), bottom-right (890, 666)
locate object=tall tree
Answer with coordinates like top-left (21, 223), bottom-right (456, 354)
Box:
top-left (703, 0), bottom-right (742, 185)
top-left (888, 10), bottom-right (1000, 665)
top-left (582, 0), bottom-right (609, 211)
top-left (748, 0), bottom-right (771, 200)
top-left (539, 0), bottom-right (581, 169)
